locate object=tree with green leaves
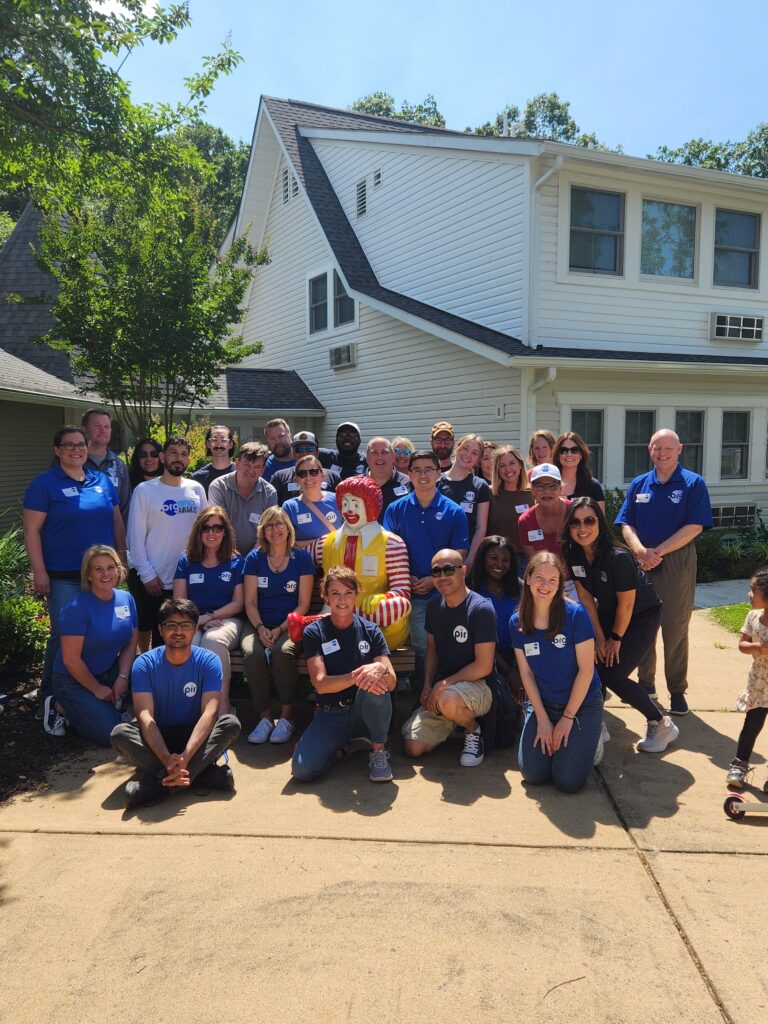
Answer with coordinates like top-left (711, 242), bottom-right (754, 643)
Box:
top-left (351, 91), bottom-right (445, 127)
top-left (172, 123), bottom-right (250, 245)
top-left (466, 92), bottom-right (611, 148)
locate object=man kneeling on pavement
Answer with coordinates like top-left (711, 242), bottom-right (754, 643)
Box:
top-left (111, 598), bottom-right (240, 809)
top-left (402, 549), bottom-right (496, 767)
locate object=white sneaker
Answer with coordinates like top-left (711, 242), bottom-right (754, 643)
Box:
top-left (247, 718), bottom-right (274, 744)
top-left (459, 727), bottom-right (485, 767)
top-left (637, 716), bottom-right (679, 753)
top-left (593, 733), bottom-right (605, 766)
top-left (269, 717), bottom-right (295, 744)
top-left (600, 720), bottom-right (611, 744)
top-left (43, 695), bottom-right (66, 737)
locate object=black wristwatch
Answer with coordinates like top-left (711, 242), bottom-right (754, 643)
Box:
top-left (610, 631), bottom-right (624, 641)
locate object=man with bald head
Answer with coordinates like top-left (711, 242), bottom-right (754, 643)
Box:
top-left (616, 428), bottom-right (712, 716)
top-left (401, 549), bottom-right (496, 767)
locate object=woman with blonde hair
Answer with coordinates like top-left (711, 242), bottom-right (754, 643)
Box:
top-left (52, 545), bottom-right (137, 746)
top-left (527, 429), bottom-right (556, 468)
top-left (436, 432), bottom-right (490, 568)
top-left (488, 445), bottom-right (531, 576)
top-left (242, 505), bottom-right (314, 745)
top-left (172, 505), bottom-right (245, 717)
top-left (391, 436), bottom-right (416, 476)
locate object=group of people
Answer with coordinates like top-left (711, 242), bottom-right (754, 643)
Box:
top-left (27, 407), bottom-right (745, 812)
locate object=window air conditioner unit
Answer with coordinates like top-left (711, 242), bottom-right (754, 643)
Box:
top-left (709, 312), bottom-right (763, 342)
top-left (329, 343), bottom-right (357, 370)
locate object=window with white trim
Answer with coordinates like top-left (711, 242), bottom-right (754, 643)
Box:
top-left (569, 187), bottom-right (624, 276)
top-left (308, 270), bottom-right (356, 335)
top-left (721, 411), bottom-right (750, 479)
top-left (624, 410), bottom-right (655, 481)
top-left (641, 199), bottom-right (696, 279)
top-left (333, 271), bottom-right (354, 327)
top-left (714, 209), bottom-right (759, 288)
top-left (308, 274), bottom-right (328, 334)
top-left (571, 409), bottom-right (604, 480)
top-left (675, 410), bottom-right (704, 475)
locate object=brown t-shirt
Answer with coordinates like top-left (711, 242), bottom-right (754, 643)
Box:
top-left (488, 489), bottom-right (532, 553)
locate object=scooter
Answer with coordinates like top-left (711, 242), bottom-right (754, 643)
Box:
top-left (723, 785), bottom-right (768, 821)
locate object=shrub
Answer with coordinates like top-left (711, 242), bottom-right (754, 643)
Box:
top-left (0, 595), bottom-right (49, 673)
top-left (695, 526), bottom-right (768, 583)
top-left (604, 487), bottom-right (626, 542)
top-left (0, 520), bottom-right (31, 598)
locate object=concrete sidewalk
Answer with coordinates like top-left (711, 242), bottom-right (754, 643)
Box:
top-left (695, 577), bottom-right (750, 609)
top-left (2, 610), bottom-right (766, 1024)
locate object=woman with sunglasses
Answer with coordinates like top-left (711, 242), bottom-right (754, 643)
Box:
top-left (479, 441), bottom-right (499, 483)
top-left (561, 498), bottom-right (679, 753)
top-left (52, 545), bottom-right (137, 746)
top-left (24, 425), bottom-right (125, 737)
top-left (437, 433), bottom-right (490, 569)
top-left (242, 506), bottom-right (314, 745)
top-left (488, 446), bottom-right (531, 577)
top-left (282, 453), bottom-right (341, 545)
top-left (527, 429), bottom-right (556, 469)
top-left (552, 432), bottom-right (605, 512)
top-left (391, 437), bottom-right (415, 476)
top-left (510, 552), bottom-right (603, 792)
top-left (172, 506), bottom-right (244, 717)
top-left (127, 438), bottom-right (164, 651)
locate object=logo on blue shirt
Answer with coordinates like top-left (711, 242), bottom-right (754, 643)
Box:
top-left (358, 640), bottom-right (370, 655)
top-left (553, 634), bottom-right (567, 649)
top-left (670, 489), bottom-right (683, 505)
top-left (183, 681), bottom-right (198, 698)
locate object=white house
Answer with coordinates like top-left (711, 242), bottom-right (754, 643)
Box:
top-left (233, 96), bottom-right (768, 526)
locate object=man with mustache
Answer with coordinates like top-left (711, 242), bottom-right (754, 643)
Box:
top-left (191, 424), bottom-right (236, 494)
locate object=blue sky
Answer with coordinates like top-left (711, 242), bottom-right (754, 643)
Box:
top-left (113, 0), bottom-right (766, 156)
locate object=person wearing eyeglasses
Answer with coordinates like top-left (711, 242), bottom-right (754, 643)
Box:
top-left (127, 438), bottom-right (165, 652)
top-left (52, 545), bottom-right (137, 747)
top-left (172, 506), bottom-right (244, 717)
top-left (517, 463), bottom-right (571, 563)
top-left (552, 432), bottom-right (605, 512)
top-left (430, 421), bottom-right (455, 472)
top-left (24, 425), bottom-right (125, 737)
top-left (190, 424), bottom-right (236, 494)
top-left (391, 436), bottom-right (415, 477)
top-left (366, 436), bottom-right (411, 521)
top-left (110, 597), bottom-right (241, 810)
top-left (561, 498), bottom-right (679, 753)
top-left (269, 431), bottom-right (340, 505)
top-left (282, 454), bottom-right (341, 544)
top-left (402, 549), bottom-right (496, 767)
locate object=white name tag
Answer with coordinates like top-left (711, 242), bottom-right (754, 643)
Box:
top-left (189, 573), bottom-right (205, 584)
top-left (394, 485), bottom-right (409, 496)
top-left (321, 638), bottom-right (341, 655)
top-left (297, 512), bottom-right (312, 524)
top-left (62, 487), bottom-right (79, 497)
top-left (362, 555), bottom-right (378, 576)
top-left (527, 529), bottom-right (544, 542)
top-left (524, 642), bottom-right (540, 657)
top-left (249, 512), bottom-right (261, 524)
top-left (461, 501), bottom-right (474, 513)
top-left (257, 576), bottom-right (269, 588)
top-left (115, 605), bottom-right (131, 620)
top-left (515, 503), bottom-right (530, 514)
top-left (289, 482), bottom-right (300, 492)
top-left (636, 493), bottom-right (651, 504)
top-left (572, 565), bottom-right (586, 578)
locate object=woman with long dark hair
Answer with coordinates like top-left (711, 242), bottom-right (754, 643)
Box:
top-left (128, 437), bottom-right (163, 491)
top-left (552, 432), bottom-right (605, 512)
top-left (561, 498), bottom-right (679, 753)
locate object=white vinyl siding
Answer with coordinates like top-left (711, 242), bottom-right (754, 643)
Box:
top-left (313, 140), bottom-right (528, 339)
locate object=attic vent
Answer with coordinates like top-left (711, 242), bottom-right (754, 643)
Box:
top-left (356, 178), bottom-right (367, 218)
top-left (282, 168), bottom-right (290, 204)
top-left (373, 167), bottom-right (382, 188)
top-left (329, 342), bottom-right (358, 370)
top-left (291, 175), bottom-right (299, 198)
top-left (709, 312), bottom-right (763, 341)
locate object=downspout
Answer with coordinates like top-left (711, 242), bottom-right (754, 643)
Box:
top-left (527, 154), bottom-right (565, 352)
top-left (522, 366), bottom-right (557, 445)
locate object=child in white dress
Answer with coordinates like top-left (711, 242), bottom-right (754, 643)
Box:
top-left (726, 567), bottom-right (768, 789)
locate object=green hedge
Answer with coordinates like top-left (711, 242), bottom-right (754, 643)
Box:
top-left (0, 595), bottom-right (49, 673)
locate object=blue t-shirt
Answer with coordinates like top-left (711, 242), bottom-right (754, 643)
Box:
top-left (263, 454), bottom-right (295, 482)
top-left (243, 547), bottom-right (314, 626)
top-left (173, 554), bottom-right (244, 614)
top-left (477, 588), bottom-right (519, 654)
top-left (24, 466), bottom-right (118, 572)
top-left (131, 646), bottom-right (222, 729)
top-left (53, 589), bottom-right (137, 676)
top-left (282, 495), bottom-right (341, 541)
top-left (302, 614), bottom-right (389, 706)
top-left (615, 464), bottom-right (713, 548)
top-left (510, 601), bottom-right (601, 704)
top-left (383, 490), bottom-right (470, 591)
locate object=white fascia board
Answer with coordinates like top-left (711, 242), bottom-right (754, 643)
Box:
top-left (510, 353), bottom-right (768, 377)
top-left (299, 127), bottom-right (542, 158)
top-left (204, 405), bottom-right (326, 417)
top-left (0, 384), bottom-right (92, 405)
top-left (233, 104), bottom-right (263, 240)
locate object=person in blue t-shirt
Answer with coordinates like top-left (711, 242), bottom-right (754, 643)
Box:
top-left (24, 425), bottom-right (125, 734)
top-left (292, 566), bottom-right (396, 784)
top-left (110, 598), bottom-right (240, 810)
top-left (173, 506), bottom-right (245, 717)
top-left (52, 545), bottom-right (137, 747)
top-left (468, 535), bottom-right (523, 703)
top-left (282, 454), bottom-right (341, 543)
top-left (510, 552), bottom-right (603, 793)
top-left (383, 450), bottom-right (469, 686)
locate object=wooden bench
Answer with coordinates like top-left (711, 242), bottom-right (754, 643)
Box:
top-left (230, 578), bottom-right (416, 678)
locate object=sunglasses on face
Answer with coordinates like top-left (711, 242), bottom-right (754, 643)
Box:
top-left (569, 515), bottom-right (598, 527)
top-left (393, 447), bottom-right (413, 457)
top-left (138, 450), bottom-right (160, 459)
top-left (532, 482), bottom-right (560, 491)
top-left (430, 564), bottom-right (462, 577)
top-left (292, 445), bottom-right (317, 455)
top-left (559, 446), bottom-right (581, 455)
top-left (296, 467), bottom-right (321, 478)
top-left (201, 523), bottom-right (225, 534)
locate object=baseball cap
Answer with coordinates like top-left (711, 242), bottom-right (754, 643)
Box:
top-left (529, 463), bottom-right (562, 483)
top-left (431, 421), bottom-right (454, 438)
top-left (292, 430), bottom-right (317, 447)
top-left (336, 421), bottom-right (360, 435)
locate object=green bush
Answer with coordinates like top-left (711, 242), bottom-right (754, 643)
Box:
top-left (695, 526), bottom-right (768, 583)
top-left (0, 595), bottom-right (49, 673)
top-left (604, 487), bottom-right (626, 542)
top-left (0, 519), bottom-right (31, 598)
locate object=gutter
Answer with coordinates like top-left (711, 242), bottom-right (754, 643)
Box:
top-left (527, 156), bottom-right (565, 351)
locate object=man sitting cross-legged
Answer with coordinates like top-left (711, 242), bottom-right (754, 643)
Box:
top-left (111, 598), bottom-right (241, 810)
top-left (402, 549), bottom-right (496, 767)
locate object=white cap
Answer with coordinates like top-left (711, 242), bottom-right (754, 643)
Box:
top-left (529, 463), bottom-right (562, 483)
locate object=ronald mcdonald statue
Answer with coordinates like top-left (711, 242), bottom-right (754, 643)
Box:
top-left (288, 476), bottom-right (411, 648)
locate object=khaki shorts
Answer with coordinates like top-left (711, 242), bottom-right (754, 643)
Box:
top-left (401, 680), bottom-right (492, 748)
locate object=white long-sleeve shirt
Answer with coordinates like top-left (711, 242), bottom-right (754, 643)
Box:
top-left (127, 478), bottom-right (207, 588)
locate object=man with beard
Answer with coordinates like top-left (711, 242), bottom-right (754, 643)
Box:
top-left (191, 425), bottom-right (236, 494)
top-left (262, 419), bottom-right (295, 482)
top-left (366, 436), bottom-right (411, 522)
top-left (127, 436), bottom-right (208, 645)
top-left (430, 421), bottom-right (455, 472)
top-left (319, 421), bottom-right (368, 479)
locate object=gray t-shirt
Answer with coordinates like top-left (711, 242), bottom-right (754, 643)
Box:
top-left (208, 471), bottom-right (278, 555)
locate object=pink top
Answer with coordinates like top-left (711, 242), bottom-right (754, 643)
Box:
top-left (517, 502), bottom-right (571, 558)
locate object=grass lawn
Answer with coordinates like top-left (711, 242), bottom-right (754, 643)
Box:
top-left (709, 602), bottom-right (750, 634)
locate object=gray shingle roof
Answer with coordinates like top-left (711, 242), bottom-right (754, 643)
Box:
top-left (208, 367), bottom-right (325, 412)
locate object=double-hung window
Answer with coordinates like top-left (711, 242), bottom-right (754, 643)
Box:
top-left (571, 409), bottom-right (604, 480)
top-left (675, 411), bottom-right (704, 475)
top-left (641, 199), bottom-right (696, 279)
top-left (714, 209), bottom-right (759, 288)
top-left (624, 410), bottom-right (655, 481)
top-left (569, 187), bottom-right (624, 275)
top-left (721, 412), bottom-right (750, 480)
top-left (308, 270), bottom-right (355, 335)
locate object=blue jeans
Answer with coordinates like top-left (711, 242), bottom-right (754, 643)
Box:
top-left (409, 597), bottom-right (429, 686)
top-left (53, 662), bottom-right (122, 747)
top-left (518, 693), bottom-right (603, 793)
top-left (292, 689), bottom-right (392, 782)
top-left (42, 578), bottom-right (82, 698)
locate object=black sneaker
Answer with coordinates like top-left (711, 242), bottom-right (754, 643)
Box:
top-left (195, 763), bottom-right (235, 792)
top-left (669, 693), bottom-right (689, 716)
top-left (43, 695), bottom-right (66, 737)
top-left (460, 727), bottom-right (485, 767)
top-left (124, 776), bottom-right (165, 810)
